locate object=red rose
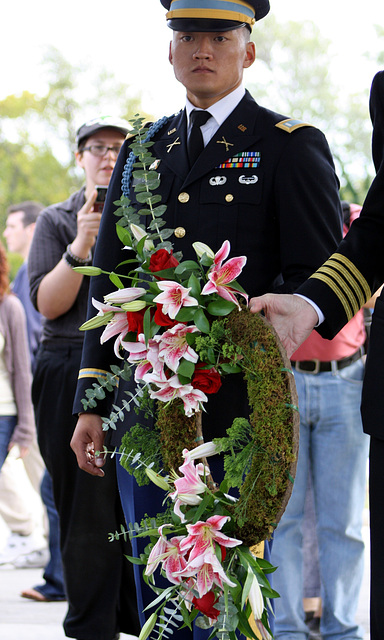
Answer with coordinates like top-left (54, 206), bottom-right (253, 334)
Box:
top-left (192, 591), bottom-right (220, 620)
top-left (149, 249), bottom-right (179, 277)
top-left (154, 304), bottom-right (179, 327)
top-left (126, 309), bottom-right (146, 336)
top-left (192, 364), bottom-right (222, 394)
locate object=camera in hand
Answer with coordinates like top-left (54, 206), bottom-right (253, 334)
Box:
top-left (94, 185), bottom-right (108, 212)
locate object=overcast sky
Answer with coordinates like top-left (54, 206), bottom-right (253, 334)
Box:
top-left (2, 0), bottom-right (383, 120)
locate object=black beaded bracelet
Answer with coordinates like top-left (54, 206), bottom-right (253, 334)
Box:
top-left (62, 244), bottom-right (92, 268)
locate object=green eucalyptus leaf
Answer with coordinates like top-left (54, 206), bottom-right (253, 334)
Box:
top-left (136, 192), bottom-right (153, 203)
top-left (153, 205), bottom-right (167, 216)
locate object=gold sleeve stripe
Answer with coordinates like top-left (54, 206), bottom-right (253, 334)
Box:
top-left (78, 368), bottom-right (109, 380)
top-left (310, 253), bottom-right (371, 321)
top-left (318, 264), bottom-right (363, 312)
top-left (310, 272), bottom-right (356, 320)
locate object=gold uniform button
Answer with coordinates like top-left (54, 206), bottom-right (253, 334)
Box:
top-left (175, 226), bottom-right (186, 238)
top-left (225, 194), bottom-right (234, 203)
top-left (178, 192), bottom-right (190, 203)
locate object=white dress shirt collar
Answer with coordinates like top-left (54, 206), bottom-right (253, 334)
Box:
top-left (186, 84), bottom-right (246, 129)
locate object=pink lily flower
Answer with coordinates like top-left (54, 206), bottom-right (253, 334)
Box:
top-left (145, 524), bottom-right (170, 576)
top-left (169, 455), bottom-right (210, 521)
top-left (161, 536), bottom-right (189, 585)
top-left (143, 372), bottom-right (207, 417)
top-left (121, 333), bottom-right (162, 381)
top-left (100, 313), bottom-right (131, 358)
top-left (180, 515), bottom-right (241, 562)
top-left (201, 240), bottom-right (248, 307)
top-left (156, 323), bottom-right (199, 373)
top-left (176, 549), bottom-right (236, 598)
top-left (153, 281), bottom-right (198, 319)
top-left (92, 297), bottom-right (117, 315)
top-left (145, 525), bottom-right (188, 585)
top-left (180, 387), bottom-right (209, 417)
top-left (255, 620), bottom-right (272, 640)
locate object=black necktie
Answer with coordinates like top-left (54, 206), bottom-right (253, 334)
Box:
top-left (188, 110), bottom-right (212, 167)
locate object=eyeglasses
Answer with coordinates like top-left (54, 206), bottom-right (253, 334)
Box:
top-left (82, 144), bottom-right (122, 157)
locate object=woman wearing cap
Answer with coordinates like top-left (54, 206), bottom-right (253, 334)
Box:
top-left (28, 117), bottom-right (139, 640)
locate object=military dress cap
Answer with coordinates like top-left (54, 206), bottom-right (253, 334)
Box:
top-left (76, 115), bottom-right (131, 149)
top-left (160, 0), bottom-right (270, 32)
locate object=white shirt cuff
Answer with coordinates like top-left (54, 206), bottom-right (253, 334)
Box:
top-left (294, 293), bottom-right (324, 326)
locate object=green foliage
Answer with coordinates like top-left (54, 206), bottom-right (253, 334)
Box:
top-left (7, 253), bottom-right (24, 282)
top-left (251, 14), bottom-right (373, 203)
top-left (119, 421), bottom-right (163, 487)
top-left (0, 47), bottom-right (149, 232)
top-left (213, 418), bottom-right (254, 490)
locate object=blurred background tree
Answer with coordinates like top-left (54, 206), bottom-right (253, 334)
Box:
top-left (0, 19), bottom-right (383, 241)
top-left (250, 15), bottom-right (376, 203)
top-left (0, 46), bottom-right (148, 231)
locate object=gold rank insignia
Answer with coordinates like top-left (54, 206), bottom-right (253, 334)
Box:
top-left (275, 118), bottom-right (314, 133)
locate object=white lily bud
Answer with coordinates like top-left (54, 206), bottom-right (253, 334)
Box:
top-left (104, 287), bottom-right (146, 304)
top-left (145, 468), bottom-right (171, 491)
top-left (248, 576), bottom-right (264, 620)
top-left (121, 300), bottom-right (147, 312)
top-left (192, 241), bottom-right (215, 260)
top-left (187, 441), bottom-right (217, 460)
top-left (130, 223), bottom-right (155, 251)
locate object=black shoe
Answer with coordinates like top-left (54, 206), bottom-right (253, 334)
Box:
top-left (307, 615), bottom-right (322, 640)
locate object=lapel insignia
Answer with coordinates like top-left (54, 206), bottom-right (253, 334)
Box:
top-left (238, 124), bottom-right (247, 132)
top-left (217, 151), bottom-right (261, 169)
top-left (149, 159), bottom-right (161, 170)
top-left (166, 137), bottom-right (181, 153)
top-left (168, 127), bottom-right (177, 135)
top-left (209, 176), bottom-right (227, 186)
top-left (216, 136), bottom-right (234, 152)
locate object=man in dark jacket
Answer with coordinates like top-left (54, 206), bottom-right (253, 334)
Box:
top-left (71, 2), bottom-right (343, 639)
top-left (249, 70), bottom-right (384, 640)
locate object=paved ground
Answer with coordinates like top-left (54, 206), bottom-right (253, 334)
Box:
top-left (0, 516), bottom-right (370, 640)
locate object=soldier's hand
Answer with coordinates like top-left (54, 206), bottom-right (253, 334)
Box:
top-left (70, 413), bottom-right (106, 477)
top-left (249, 293), bottom-right (318, 358)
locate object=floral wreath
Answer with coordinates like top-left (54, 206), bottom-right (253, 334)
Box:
top-left (77, 116), bottom-right (299, 640)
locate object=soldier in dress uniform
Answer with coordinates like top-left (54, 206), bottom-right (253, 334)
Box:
top-left (71, 1), bottom-right (343, 638)
top-left (249, 69), bottom-right (384, 640)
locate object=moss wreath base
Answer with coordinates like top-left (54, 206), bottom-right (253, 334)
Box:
top-left (121, 306), bottom-right (299, 547)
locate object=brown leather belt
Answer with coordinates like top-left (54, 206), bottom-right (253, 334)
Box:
top-left (291, 347), bottom-right (363, 375)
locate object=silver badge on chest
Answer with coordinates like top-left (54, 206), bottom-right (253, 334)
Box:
top-left (209, 176), bottom-right (227, 186)
top-left (239, 175), bottom-right (258, 185)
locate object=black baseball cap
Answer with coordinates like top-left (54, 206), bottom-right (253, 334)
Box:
top-left (76, 116), bottom-right (131, 149)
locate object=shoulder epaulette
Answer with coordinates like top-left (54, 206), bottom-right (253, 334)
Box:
top-left (275, 118), bottom-right (314, 133)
